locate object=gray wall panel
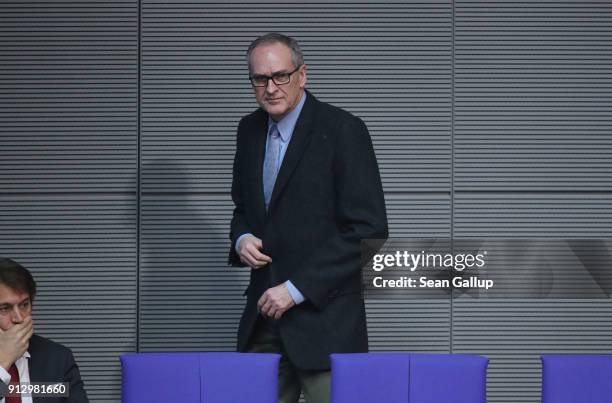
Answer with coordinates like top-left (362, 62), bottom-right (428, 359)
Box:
top-left (454, 1), bottom-right (612, 191)
top-left (453, 300), bottom-right (612, 403)
top-left (141, 0), bottom-right (452, 193)
top-left (368, 194), bottom-right (451, 352)
top-left (454, 3), bottom-right (612, 401)
top-left (0, 194), bottom-right (137, 403)
top-left (367, 299), bottom-right (451, 352)
top-left (0, 1), bottom-right (138, 402)
top-left (139, 194), bottom-right (247, 351)
top-left (454, 192), bottom-right (612, 402)
top-left (386, 193), bottom-right (451, 237)
top-left (454, 193), bottom-right (612, 238)
top-left (0, 1), bottom-right (138, 193)
top-left (1, 1), bottom-right (611, 402)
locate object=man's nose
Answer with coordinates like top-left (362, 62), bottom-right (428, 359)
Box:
top-left (265, 78), bottom-right (278, 93)
top-left (11, 306), bottom-right (24, 323)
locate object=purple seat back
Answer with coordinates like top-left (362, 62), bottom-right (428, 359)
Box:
top-left (542, 355), bottom-right (612, 403)
top-left (331, 353), bottom-right (411, 403)
top-left (121, 353), bottom-right (200, 403)
top-left (200, 353), bottom-right (279, 403)
top-left (410, 354), bottom-right (487, 403)
top-left (331, 353), bottom-right (488, 403)
top-left (121, 352), bottom-right (280, 403)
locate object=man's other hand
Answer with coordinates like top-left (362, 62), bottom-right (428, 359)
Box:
top-left (238, 235), bottom-right (272, 269)
top-left (257, 284), bottom-right (296, 320)
top-left (0, 316), bottom-right (33, 371)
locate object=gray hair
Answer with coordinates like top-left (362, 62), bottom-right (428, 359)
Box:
top-left (247, 33), bottom-right (304, 72)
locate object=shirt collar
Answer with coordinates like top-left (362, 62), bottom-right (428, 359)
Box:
top-left (268, 91), bottom-right (307, 143)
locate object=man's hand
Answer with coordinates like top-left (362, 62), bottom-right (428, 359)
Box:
top-left (0, 316), bottom-right (33, 371)
top-left (257, 284), bottom-right (295, 320)
top-left (238, 235), bottom-right (272, 269)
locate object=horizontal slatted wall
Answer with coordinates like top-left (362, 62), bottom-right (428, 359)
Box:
top-left (139, 193), bottom-right (246, 350)
top-left (453, 2), bottom-right (612, 402)
top-left (5, 2), bottom-right (609, 401)
top-left (369, 194), bottom-right (451, 352)
top-left (140, 0), bottom-right (453, 353)
top-left (453, 194), bottom-right (612, 403)
top-left (0, 1), bottom-right (138, 192)
top-left (0, 1), bottom-right (138, 402)
top-left (454, 1), bottom-right (612, 191)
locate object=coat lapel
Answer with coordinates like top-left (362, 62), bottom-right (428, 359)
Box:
top-left (267, 92), bottom-right (315, 212)
top-left (27, 337), bottom-right (42, 381)
top-left (251, 110), bottom-right (269, 221)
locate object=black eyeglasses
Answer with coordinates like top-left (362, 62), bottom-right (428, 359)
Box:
top-left (249, 65), bottom-right (302, 87)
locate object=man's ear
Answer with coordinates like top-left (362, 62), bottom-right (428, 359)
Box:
top-left (299, 64), bottom-right (307, 88)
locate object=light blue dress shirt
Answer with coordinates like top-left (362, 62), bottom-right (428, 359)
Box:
top-left (236, 92), bottom-right (307, 304)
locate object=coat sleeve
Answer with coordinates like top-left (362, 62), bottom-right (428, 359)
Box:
top-left (289, 115), bottom-right (388, 309)
top-left (228, 117), bottom-right (252, 266)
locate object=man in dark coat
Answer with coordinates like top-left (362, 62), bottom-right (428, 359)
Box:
top-left (229, 33), bottom-right (388, 403)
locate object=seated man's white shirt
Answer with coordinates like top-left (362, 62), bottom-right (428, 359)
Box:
top-left (0, 352), bottom-right (33, 403)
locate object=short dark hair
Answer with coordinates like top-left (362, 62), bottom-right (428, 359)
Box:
top-left (0, 258), bottom-right (37, 301)
top-left (247, 32), bottom-right (304, 72)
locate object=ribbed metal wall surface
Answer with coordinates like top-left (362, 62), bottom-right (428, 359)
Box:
top-left (453, 194), bottom-right (612, 402)
top-left (140, 0), bottom-right (452, 193)
top-left (0, 0), bottom-right (139, 193)
top-left (367, 194), bottom-right (452, 352)
top-left (0, 196), bottom-right (137, 402)
top-left (454, 1), bottom-right (612, 191)
top-left (1, 1), bottom-right (610, 402)
top-left (454, 2), bottom-right (612, 402)
top-left (139, 194), bottom-right (246, 351)
top-left (140, 0), bottom-right (454, 355)
top-left (0, 1), bottom-right (138, 402)
top-left (453, 300), bottom-right (612, 403)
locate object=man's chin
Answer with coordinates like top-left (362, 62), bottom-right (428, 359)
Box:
top-left (264, 105), bottom-right (288, 120)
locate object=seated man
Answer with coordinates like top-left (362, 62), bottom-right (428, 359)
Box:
top-left (0, 258), bottom-right (89, 403)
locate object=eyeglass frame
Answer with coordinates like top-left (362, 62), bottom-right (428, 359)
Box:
top-left (249, 65), bottom-right (303, 87)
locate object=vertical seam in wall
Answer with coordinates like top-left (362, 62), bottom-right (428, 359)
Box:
top-left (450, 0), bottom-right (455, 354)
top-left (136, 0), bottom-right (142, 353)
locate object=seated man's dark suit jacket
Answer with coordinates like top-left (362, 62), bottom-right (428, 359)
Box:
top-left (229, 90), bottom-right (388, 370)
top-left (1, 334), bottom-right (89, 403)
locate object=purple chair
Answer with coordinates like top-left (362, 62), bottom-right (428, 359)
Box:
top-left (121, 352), bottom-right (280, 403)
top-left (541, 355), bottom-right (612, 403)
top-left (331, 352), bottom-right (488, 403)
